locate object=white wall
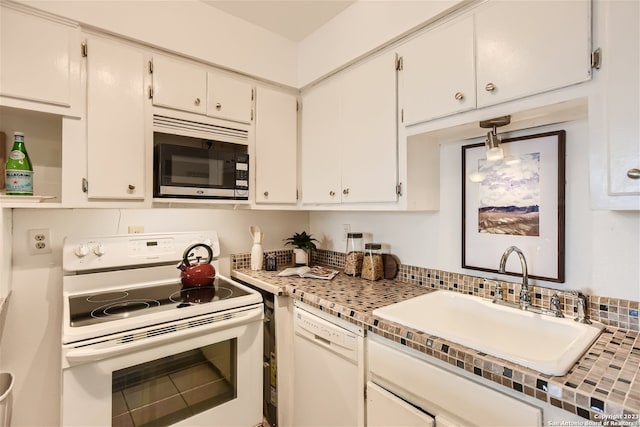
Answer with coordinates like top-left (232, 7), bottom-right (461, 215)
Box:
top-left (22, 0), bottom-right (464, 88)
top-left (21, 0), bottom-right (298, 87)
top-left (0, 207), bottom-right (308, 426)
top-left (297, 0), bottom-right (461, 86)
top-left (310, 119), bottom-right (640, 302)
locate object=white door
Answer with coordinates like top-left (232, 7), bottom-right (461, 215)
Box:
top-left (341, 51), bottom-right (398, 203)
top-left (152, 55), bottom-right (207, 114)
top-left (604, 0), bottom-right (640, 196)
top-left (399, 15), bottom-right (476, 125)
top-left (0, 5), bottom-right (74, 107)
top-left (255, 87), bottom-right (298, 204)
top-left (207, 72), bottom-right (253, 124)
top-left (86, 37), bottom-right (146, 200)
top-left (475, 0), bottom-right (591, 107)
top-left (366, 382), bottom-right (434, 427)
top-left (301, 77), bottom-right (342, 204)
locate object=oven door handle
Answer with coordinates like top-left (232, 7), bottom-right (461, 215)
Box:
top-left (64, 306), bottom-right (262, 365)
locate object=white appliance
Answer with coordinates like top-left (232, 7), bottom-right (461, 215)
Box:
top-left (292, 300), bottom-right (365, 427)
top-left (61, 231), bottom-right (263, 427)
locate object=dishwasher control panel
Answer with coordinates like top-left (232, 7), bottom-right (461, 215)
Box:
top-left (293, 304), bottom-right (363, 355)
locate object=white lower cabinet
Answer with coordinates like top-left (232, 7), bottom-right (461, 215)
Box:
top-left (86, 36), bottom-right (147, 200)
top-left (367, 382), bottom-right (434, 427)
top-left (368, 336), bottom-right (558, 427)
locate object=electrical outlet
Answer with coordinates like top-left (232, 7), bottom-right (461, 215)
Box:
top-left (128, 225), bottom-right (144, 234)
top-left (28, 228), bottom-right (51, 254)
top-left (342, 224), bottom-right (351, 240)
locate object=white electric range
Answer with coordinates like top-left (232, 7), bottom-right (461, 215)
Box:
top-left (61, 231), bottom-right (263, 427)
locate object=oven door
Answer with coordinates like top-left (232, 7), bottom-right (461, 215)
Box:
top-left (61, 305), bottom-right (263, 427)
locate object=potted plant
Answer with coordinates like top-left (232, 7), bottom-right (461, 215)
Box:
top-left (284, 231), bottom-right (318, 266)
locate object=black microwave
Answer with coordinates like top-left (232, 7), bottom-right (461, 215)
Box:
top-left (154, 139), bottom-right (249, 200)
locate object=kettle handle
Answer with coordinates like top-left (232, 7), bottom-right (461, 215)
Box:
top-left (182, 243), bottom-right (213, 267)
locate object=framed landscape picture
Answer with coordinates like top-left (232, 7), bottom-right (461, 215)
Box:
top-left (462, 130), bottom-right (566, 282)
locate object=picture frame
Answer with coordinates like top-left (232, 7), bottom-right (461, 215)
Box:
top-left (462, 130), bottom-right (566, 282)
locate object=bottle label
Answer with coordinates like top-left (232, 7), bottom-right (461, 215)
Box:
top-left (5, 170), bottom-right (33, 195)
top-left (8, 150), bottom-right (26, 161)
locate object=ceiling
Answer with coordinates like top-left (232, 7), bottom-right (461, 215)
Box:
top-left (201, 1), bottom-right (355, 41)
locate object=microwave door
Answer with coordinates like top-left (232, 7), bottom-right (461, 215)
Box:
top-left (156, 144), bottom-right (240, 198)
top-left (171, 154), bottom-right (211, 187)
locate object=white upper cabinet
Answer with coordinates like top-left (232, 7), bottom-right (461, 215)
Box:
top-left (398, 15), bottom-right (476, 126)
top-left (207, 72), bottom-right (253, 124)
top-left (398, 0), bottom-right (591, 126)
top-left (302, 51), bottom-right (398, 205)
top-left (151, 55), bottom-right (254, 123)
top-left (151, 54), bottom-right (207, 114)
top-left (604, 0), bottom-right (639, 197)
top-left (475, 0), bottom-right (592, 107)
top-left (86, 36), bottom-right (146, 200)
top-left (255, 87), bottom-right (298, 204)
top-left (0, 3), bottom-right (80, 115)
top-left (340, 51), bottom-right (398, 204)
top-left (301, 76), bottom-right (342, 204)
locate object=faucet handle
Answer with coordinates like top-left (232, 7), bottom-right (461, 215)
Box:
top-left (550, 292), bottom-right (564, 318)
top-left (569, 290), bottom-right (592, 324)
top-left (491, 281), bottom-right (503, 302)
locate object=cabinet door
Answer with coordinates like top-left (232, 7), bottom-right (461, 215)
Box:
top-left (0, 5), bottom-right (74, 107)
top-left (87, 37), bottom-right (145, 200)
top-left (605, 0), bottom-right (640, 196)
top-left (301, 78), bottom-right (342, 204)
top-left (399, 15), bottom-right (476, 125)
top-left (152, 55), bottom-right (206, 114)
top-left (255, 88), bottom-right (298, 204)
top-left (476, 0), bottom-right (591, 107)
top-left (207, 72), bottom-right (253, 124)
top-left (366, 382), bottom-right (435, 427)
top-left (341, 51), bottom-right (398, 203)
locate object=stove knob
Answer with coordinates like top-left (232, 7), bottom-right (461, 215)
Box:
top-left (74, 244), bottom-right (89, 258)
top-left (93, 243), bottom-right (106, 257)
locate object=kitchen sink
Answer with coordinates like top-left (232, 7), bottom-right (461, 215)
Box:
top-left (372, 290), bottom-right (604, 376)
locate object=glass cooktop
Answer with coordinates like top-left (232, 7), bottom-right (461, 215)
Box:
top-left (69, 275), bottom-right (251, 327)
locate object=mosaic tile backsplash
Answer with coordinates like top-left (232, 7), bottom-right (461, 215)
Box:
top-left (232, 248), bottom-right (639, 332)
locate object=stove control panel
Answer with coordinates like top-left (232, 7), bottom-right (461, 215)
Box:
top-left (63, 231), bottom-right (220, 273)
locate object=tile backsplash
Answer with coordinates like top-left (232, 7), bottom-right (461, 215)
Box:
top-left (232, 249), bottom-right (640, 332)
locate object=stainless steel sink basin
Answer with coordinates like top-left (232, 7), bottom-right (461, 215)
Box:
top-left (372, 290), bottom-right (604, 376)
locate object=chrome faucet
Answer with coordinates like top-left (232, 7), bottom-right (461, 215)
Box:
top-left (571, 291), bottom-right (592, 324)
top-left (550, 292), bottom-right (564, 317)
top-left (498, 246), bottom-right (530, 310)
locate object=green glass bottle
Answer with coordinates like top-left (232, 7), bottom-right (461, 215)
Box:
top-left (5, 131), bottom-right (33, 196)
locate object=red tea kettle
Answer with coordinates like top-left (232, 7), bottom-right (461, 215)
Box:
top-left (177, 243), bottom-right (216, 287)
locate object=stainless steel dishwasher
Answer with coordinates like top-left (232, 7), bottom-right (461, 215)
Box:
top-left (292, 300), bottom-right (365, 427)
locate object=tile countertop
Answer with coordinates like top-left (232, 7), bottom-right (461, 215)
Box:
top-left (232, 268), bottom-right (640, 422)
